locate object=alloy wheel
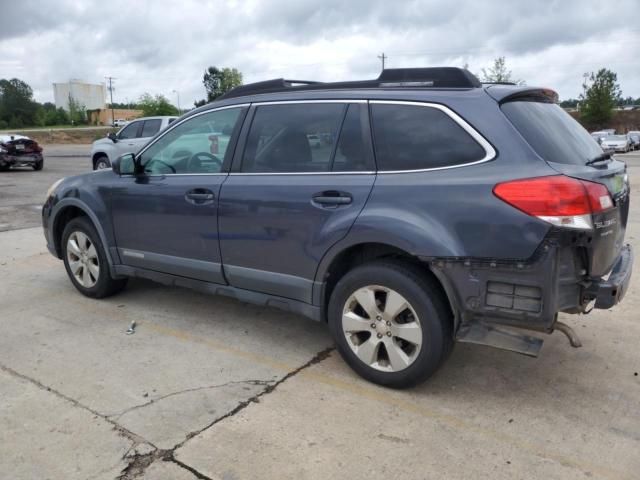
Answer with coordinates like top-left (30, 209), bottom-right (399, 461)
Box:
top-left (342, 285), bottom-right (423, 372)
top-left (66, 231), bottom-right (100, 288)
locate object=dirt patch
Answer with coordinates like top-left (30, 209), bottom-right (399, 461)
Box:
top-left (5, 128), bottom-right (116, 145)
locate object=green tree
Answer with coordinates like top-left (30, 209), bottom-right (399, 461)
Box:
top-left (202, 67), bottom-right (243, 102)
top-left (68, 95), bottom-right (88, 125)
top-left (481, 57), bottom-right (524, 85)
top-left (0, 78), bottom-right (39, 127)
top-left (579, 68), bottom-right (621, 127)
top-left (138, 93), bottom-right (179, 116)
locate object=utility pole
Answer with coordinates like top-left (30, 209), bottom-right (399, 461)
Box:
top-left (172, 89), bottom-right (181, 114)
top-left (377, 52), bottom-right (387, 71)
top-left (106, 76), bottom-right (116, 126)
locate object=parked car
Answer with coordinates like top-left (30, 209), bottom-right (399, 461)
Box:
top-left (90, 116), bottom-right (177, 170)
top-left (601, 134), bottom-right (632, 153)
top-left (627, 131), bottom-right (640, 150)
top-left (590, 131), bottom-right (610, 145)
top-left (0, 134), bottom-right (44, 171)
top-left (112, 119), bottom-right (129, 128)
top-left (43, 68), bottom-right (632, 388)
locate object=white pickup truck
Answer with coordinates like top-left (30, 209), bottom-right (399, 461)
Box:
top-left (90, 116), bottom-right (177, 170)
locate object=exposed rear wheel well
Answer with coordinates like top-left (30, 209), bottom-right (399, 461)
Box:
top-left (53, 206), bottom-right (88, 258)
top-left (322, 243), bottom-right (453, 323)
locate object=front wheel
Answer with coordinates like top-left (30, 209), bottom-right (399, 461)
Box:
top-left (328, 261), bottom-right (452, 388)
top-left (62, 217), bottom-right (127, 298)
top-left (94, 155), bottom-right (110, 170)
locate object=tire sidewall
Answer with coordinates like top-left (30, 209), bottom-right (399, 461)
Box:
top-left (328, 262), bottom-right (449, 388)
top-left (95, 156), bottom-right (110, 170)
top-left (62, 217), bottom-right (112, 298)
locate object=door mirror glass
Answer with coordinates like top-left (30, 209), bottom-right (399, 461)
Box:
top-left (107, 132), bottom-right (118, 143)
top-left (113, 153), bottom-right (136, 175)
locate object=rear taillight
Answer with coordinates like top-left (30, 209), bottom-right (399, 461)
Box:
top-left (493, 175), bottom-right (613, 229)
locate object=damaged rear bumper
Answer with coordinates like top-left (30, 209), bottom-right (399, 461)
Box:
top-left (587, 244), bottom-right (633, 309)
top-left (0, 153), bottom-right (43, 167)
top-left (427, 234), bottom-right (633, 334)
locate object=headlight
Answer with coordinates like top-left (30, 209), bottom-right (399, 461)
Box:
top-left (46, 178), bottom-right (65, 200)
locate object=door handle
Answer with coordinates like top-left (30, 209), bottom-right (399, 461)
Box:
top-left (312, 191), bottom-right (352, 207)
top-left (185, 189), bottom-right (215, 205)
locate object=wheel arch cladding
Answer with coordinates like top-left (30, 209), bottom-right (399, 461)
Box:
top-left (316, 241), bottom-right (457, 329)
top-left (52, 200), bottom-right (114, 267)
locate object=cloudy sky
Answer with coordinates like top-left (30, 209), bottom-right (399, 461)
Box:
top-left (0, 0), bottom-right (638, 108)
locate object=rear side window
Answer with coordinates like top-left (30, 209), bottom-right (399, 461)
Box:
top-left (241, 103), bottom-right (344, 173)
top-left (501, 101), bottom-right (602, 165)
top-left (333, 104), bottom-right (373, 172)
top-left (371, 103), bottom-right (486, 171)
top-left (141, 119), bottom-right (162, 138)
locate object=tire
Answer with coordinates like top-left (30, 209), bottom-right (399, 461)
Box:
top-left (94, 155), bottom-right (110, 170)
top-left (328, 260), bottom-right (453, 388)
top-left (0, 164), bottom-right (10, 172)
top-left (61, 217), bottom-right (127, 298)
top-left (32, 159), bottom-right (43, 171)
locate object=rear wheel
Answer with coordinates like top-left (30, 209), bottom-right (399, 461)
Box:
top-left (62, 217), bottom-right (127, 298)
top-left (94, 155), bottom-right (110, 170)
top-left (328, 261), bottom-right (452, 388)
top-left (32, 159), bottom-right (43, 171)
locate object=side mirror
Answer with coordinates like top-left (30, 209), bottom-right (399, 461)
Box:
top-left (112, 153), bottom-right (136, 175)
top-left (108, 132), bottom-right (118, 143)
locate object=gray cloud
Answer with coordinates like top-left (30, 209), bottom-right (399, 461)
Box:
top-left (0, 0), bottom-right (637, 107)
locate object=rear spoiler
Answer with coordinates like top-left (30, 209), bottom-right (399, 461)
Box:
top-left (485, 85), bottom-right (559, 104)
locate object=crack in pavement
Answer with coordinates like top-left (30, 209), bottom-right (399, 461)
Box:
top-left (1, 346), bottom-right (334, 480)
top-left (0, 362), bottom-right (152, 449)
top-left (106, 379), bottom-right (275, 421)
top-left (118, 346), bottom-right (335, 480)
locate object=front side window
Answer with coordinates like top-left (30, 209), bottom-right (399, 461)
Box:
top-left (371, 103), bottom-right (486, 171)
top-left (138, 107), bottom-right (243, 175)
top-left (240, 103), bottom-right (345, 173)
top-left (141, 119), bottom-right (162, 138)
top-left (118, 121), bottom-right (140, 140)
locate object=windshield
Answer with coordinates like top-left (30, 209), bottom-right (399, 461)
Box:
top-left (501, 100), bottom-right (602, 165)
top-left (606, 135), bottom-right (626, 141)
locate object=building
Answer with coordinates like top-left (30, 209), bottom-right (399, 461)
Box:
top-left (88, 108), bottom-right (143, 126)
top-left (53, 80), bottom-right (106, 111)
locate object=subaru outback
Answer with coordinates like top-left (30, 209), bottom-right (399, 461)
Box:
top-left (43, 68), bottom-right (633, 388)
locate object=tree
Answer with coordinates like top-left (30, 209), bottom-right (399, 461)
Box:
top-left (68, 95), bottom-right (87, 125)
top-left (579, 68), bottom-right (621, 127)
top-left (202, 67), bottom-right (243, 102)
top-left (481, 57), bottom-right (524, 85)
top-left (138, 93), bottom-right (179, 116)
top-left (0, 78), bottom-right (39, 127)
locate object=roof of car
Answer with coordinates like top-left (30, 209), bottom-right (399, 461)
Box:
top-left (130, 116), bottom-right (177, 121)
top-left (178, 68), bottom-right (558, 121)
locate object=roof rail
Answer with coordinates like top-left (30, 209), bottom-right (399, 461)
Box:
top-left (218, 67), bottom-right (481, 100)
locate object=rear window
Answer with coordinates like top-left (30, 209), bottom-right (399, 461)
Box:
top-left (501, 101), bottom-right (603, 165)
top-left (371, 103), bottom-right (486, 171)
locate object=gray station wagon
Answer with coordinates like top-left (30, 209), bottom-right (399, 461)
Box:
top-left (43, 68), bottom-right (633, 388)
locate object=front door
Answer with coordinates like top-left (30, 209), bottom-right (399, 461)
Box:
top-left (218, 102), bottom-right (375, 303)
top-left (111, 106), bottom-right (247, 283)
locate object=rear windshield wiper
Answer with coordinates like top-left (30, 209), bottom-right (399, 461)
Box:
top-left (585, 152), bottom-right (612, 166)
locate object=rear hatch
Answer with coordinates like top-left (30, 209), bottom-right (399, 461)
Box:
top-left (500, 95), bottom-right (629, 277)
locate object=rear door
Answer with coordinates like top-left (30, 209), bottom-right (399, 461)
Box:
top-left (501, 99), bottom-right (630, 276)
top-left (218, 101), bottom-right (375, 303)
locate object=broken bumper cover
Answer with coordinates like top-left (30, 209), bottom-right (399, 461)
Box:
top-left (0, 153), bottom-right (42, 166)
top-left (590, 244), bottom-right (633, 309)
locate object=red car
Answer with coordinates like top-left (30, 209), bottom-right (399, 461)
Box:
top-left (0, 134), bottom-right (44, 171)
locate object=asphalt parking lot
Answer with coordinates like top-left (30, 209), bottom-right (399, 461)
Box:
top-left (1, 146), bottom-right (639, 479)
